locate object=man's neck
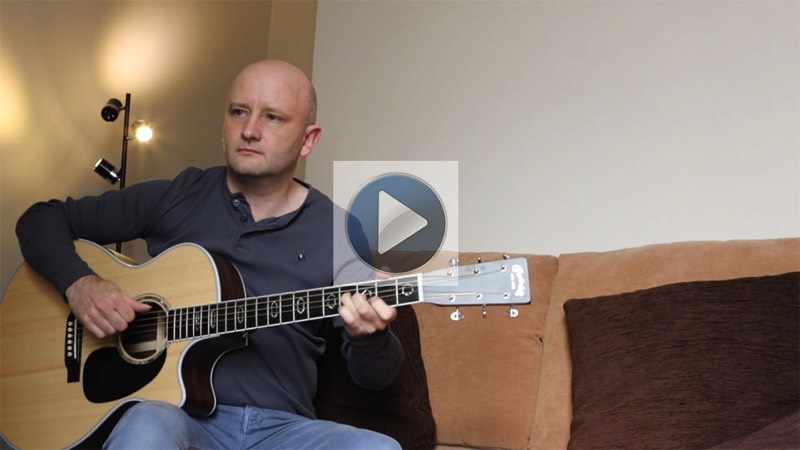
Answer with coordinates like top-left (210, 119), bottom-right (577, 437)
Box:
top-left (226, 172), bottom-right (309, 222)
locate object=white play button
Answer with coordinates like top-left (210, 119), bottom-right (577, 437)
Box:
top-left (344, 172), bottom-right (448, 273)
top-left (377, 191), bottom-right (428, 254)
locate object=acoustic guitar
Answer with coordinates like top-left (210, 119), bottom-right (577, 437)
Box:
top-left (0, 239), bottom-right (530, 449)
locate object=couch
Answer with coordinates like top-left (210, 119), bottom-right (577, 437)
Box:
top-left (317, 237), bottom-right (799, 449)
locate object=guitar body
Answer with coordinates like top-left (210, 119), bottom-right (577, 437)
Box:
top-left (0, 240), bottom-right (246, 449)
top-left (0, 240), bottom-right (532, 449)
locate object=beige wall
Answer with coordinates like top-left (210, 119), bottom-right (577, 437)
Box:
top-left (0, 0), bottom-right (317, 295)
top-left (309, 1), bottom-right (800, 255)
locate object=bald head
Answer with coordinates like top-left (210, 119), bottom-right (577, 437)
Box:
top-left (228, 60), bottom-right (317, 125)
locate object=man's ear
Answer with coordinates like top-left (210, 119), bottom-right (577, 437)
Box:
top-left (300, 124), bottom-right (322, 158)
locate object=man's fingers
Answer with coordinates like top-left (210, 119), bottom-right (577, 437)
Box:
top-left (117, 297), bottom-right (151, 322)
top-left (131, 300), bottom-right (152, 312)
top-left (370, 298), bottom-right (397, 322)
top-left (65, 274), bottom-right (149, 339)
top-left (338, 292), bottom-right (396, 337)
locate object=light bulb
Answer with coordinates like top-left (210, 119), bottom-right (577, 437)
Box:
top-left (131, 120), bottom-right (153, 142)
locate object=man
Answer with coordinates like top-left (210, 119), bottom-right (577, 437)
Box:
top-left (16, 60), bottom-right (403, 449)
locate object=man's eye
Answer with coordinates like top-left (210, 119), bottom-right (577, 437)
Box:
top-left (266, 113), bottom-right (280, 122)
top-left (230, 108), bottom-right (247, 117)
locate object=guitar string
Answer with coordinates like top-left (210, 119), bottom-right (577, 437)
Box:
top-left (115, 283), bottom-right (434, 339)
top-left (112, 269), bottom-right (517, 340)
top-left (111, 267), bottom-right (517, 339)
top-left (117, 291), bottom-right (514, 341)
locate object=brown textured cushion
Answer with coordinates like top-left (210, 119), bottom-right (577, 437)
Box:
top-left (564, 272), bottom-right (800, 449)
top-left (314, 307), bottom-right (437, 449)
top-left (709, 409), bottom-right (800, 449)
top-left (533, 238), bottom-right (800, 449)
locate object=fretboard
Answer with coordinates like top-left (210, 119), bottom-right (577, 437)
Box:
top-left (166, 274), bottom-right (422, 341)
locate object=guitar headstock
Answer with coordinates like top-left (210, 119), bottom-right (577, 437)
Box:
top-left (420, 255), bottom-right (530, 319)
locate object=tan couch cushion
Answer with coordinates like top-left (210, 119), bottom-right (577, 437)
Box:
top-left (414, 252), bottom-right (558, 449)
top-left (532, 237), bottom-right (800, 449)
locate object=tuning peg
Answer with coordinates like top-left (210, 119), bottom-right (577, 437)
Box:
top-left (482, 305), bottom-right (487, 318)
top-left (450, 307), bottom-right (464, 321)
top-left (446, 257), bottom-right (460, 278)
top-left (503, 253), bottom-right (510, 260)
top-left (506, 306), bottom-right (519, 318)
top-left (477, 256), bottom-right (482, 263)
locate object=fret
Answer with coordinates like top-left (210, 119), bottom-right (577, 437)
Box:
top-left (246, 297), bottom-right (258, 330)
top-left (180, 308), bottom-right (187, 339)
top-left (356, 280), bottom-right (376, 299)
top-left (184, 307), bottom-right (189, 338)
top-left (229, 301), bottom-right (236, 331)
top-left (214, 304), bottom-right (221, 333)
top-left (176, 308), bottom-right (184, 340)
top-left (266, 294), bottom-right (280, 326)
top-left (194, 305), bottom-right (202, 337)
top-left (188, 307), bottom-right (195, 338)
top-left (232, 301), bottom-right (240, 331)
top-left (181, 308), bottom-right (188, 339)
top-left (219, 302), bottom-right (232, 333)
top-left (253, 297), bottom-right (262, 328)
top-left (189, 306), bottom-right (197, 338)
top-left (307, 288), bottom-right (324, 320)
top-left (166, 310), bottom-right (174, 341)
top-left (227, 301), bottom-right (241, 332)
top-left (375, 278), bottom-right (398, 306)
top-left (170, 309), bottom-right (178, 341)
top-left (203, 304), bottom-right (212, 336)
top-left (389, 275), bottom-right (420, 306)
top-left (195, 306), bottom-right (202, 337)
top-left (233, 299), bottom-right (248, 331)
top-left (209, 304), bottom-right (218, 335)
top-left (291, 293), bottom-right (296, 323)
top-left (183, 307), bottom-right (190, 338)
top-left (294, 291), bottom-right (310, 323)
top-left (177, 307), bottom-right (184, 339)
top-left (321, 286), bottom-right (340, 318)
top-left (187, 306), bottom-right (197, 339)
top-left (279, 293), bottom-right (293, 325)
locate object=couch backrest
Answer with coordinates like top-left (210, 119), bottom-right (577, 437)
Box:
top-left (532, 237), bottom-right (800, 449)
top-left (414, 238), bottom-right (799, 449)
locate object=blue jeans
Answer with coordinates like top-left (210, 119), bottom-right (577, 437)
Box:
top-left (104, 401), bottom-right (401, 450)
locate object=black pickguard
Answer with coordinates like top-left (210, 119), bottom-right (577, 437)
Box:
top-left (83, 347), bottom-right (166, 403)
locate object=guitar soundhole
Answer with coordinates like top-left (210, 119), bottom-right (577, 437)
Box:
top-left (118, 295), bottom-right (168, 364)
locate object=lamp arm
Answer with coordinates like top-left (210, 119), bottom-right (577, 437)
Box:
top-left (119, 92), bottom-right (132, 190)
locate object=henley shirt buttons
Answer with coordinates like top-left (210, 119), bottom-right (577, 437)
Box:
top-left (297, 253), bottom-right (305, 262)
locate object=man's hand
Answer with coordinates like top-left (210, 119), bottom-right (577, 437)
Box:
top-left (65, 274), bottom-right (151, 339)
top-left (338, 291), bottom-right (397, 338)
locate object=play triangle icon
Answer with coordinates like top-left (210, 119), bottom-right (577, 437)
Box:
top-left (377, 191), bottom-right (428, 254)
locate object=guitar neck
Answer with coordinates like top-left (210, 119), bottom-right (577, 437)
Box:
top-left (165, 274), bottom-right (423, 341)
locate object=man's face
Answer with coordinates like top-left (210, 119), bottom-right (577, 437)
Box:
top-left (222, 63), bottom-right (314, 181)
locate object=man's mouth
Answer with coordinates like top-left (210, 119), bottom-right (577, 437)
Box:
top-left (237, 147), bottom-right (261, 155)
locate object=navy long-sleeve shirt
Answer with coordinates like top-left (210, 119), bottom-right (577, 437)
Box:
top-left (16, 166), bottom-right (403, 418)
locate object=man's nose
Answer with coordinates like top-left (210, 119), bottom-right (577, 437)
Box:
top-left (241, 117), bottom-right (261, 141)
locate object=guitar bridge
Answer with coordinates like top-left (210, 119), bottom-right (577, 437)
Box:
top-left (65, 313), bottom-right (82, 383)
